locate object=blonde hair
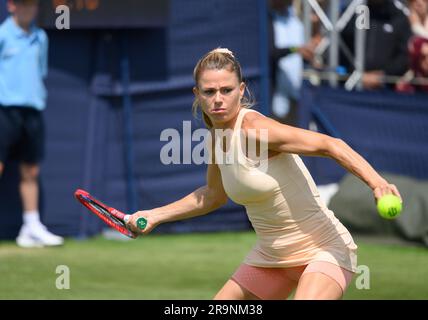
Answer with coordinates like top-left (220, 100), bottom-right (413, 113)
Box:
top-left (192, 47), bottom-right (255, 129)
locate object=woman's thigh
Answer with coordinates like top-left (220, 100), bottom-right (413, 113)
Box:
top-left (294, 261), bottom-right (354, 300)
top-left (216, 264), bottom-right (304, 300)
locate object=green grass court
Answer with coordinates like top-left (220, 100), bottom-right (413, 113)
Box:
top-left (1, 231), bottom-right (427, 300)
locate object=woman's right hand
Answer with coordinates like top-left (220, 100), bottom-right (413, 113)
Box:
top-left (125, 210), bottom-right (159, 236)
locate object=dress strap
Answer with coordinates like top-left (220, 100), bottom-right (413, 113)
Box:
top-left (232, 108), bottom-right (265, 164)
top-left (233, 108), bottom-right (260, 133)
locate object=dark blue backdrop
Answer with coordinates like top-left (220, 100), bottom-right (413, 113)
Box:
top-left (1, 1), bottom-right (427, 240)
top-left (0, 0), bottom-right (267, 239)
top-left (298, 83), bottom-right (428, 185)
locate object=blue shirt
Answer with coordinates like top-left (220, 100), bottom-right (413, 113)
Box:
top-left (272, 7), bottom-right (304, 92)
top-left (0, 16), bottom-right (48, 110)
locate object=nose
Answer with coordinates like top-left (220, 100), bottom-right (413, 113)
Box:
top-left (214, 91), bottom-right (223, 104)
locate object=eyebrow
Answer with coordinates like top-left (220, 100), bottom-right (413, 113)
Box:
top-left (200, 85), bottom-right (235, 90)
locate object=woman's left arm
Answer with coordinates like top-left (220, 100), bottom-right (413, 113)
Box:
top-left (247, 113), bottom-right (402, 202)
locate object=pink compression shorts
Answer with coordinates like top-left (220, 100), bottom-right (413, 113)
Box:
top-left (231, 261), bottom-right (354, 300)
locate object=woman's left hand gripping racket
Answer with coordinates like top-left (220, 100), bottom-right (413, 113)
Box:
top-left (74, 189), bottom-right (147, 239)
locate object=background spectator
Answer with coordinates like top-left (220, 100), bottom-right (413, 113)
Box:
top-left (268, 0), bottom-right (316, 125)
top-left (0, 0), bottom-right (63, 247)
top-left (396, 36), bottom-right (428, 93)
top-left (408, 0), bottom-right (428, 39)
top-left (342, 0), bottom-right (412, 90)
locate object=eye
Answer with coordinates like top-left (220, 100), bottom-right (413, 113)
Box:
top-left (221, 88), bottom-right (233, 94)
top-left (203, 89), bottom-right (215, 96)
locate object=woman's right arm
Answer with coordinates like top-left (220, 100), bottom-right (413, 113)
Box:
top-left (127, 161), bottom-right (229, 234)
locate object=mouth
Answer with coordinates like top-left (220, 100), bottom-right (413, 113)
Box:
top-left (211, 108), bottom-right (226, 114)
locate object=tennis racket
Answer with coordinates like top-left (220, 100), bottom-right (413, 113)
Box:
top-left (74, 189), bottom-right (147, 239)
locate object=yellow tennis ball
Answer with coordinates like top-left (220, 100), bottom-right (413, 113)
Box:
top-left (377, 194), bottom-right (402, 219)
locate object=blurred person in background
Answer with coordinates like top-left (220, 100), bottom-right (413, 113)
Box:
top-left (396, 36), bottom-right (428, 93)
top-left (342, 0), bottom-right (412, 90)
top-left (0, 0), bottom-right (63, 247)
top-left (305, 0), bottom-right (325, 70)
top-left (408, 0), bottom-right (428, 39)
top-left (268, 0), bottom-right (317, 126)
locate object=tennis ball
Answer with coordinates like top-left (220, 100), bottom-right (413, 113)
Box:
top-left (377, 194), bottom-right (402, 219)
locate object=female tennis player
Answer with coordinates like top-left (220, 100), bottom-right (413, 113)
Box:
top-left (126, 48), bottom-right (402, 300)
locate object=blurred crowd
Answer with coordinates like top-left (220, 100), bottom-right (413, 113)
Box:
top-left (269, 0), bottom-right (428, 123)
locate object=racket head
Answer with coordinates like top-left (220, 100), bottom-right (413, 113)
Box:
top-left (74, 189), bottom-right (137, 239)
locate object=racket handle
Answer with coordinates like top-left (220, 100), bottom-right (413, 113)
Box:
top-left (136, 217), bottom-right (147, 230)
top-left (124, 215), bottom-right (147, 230)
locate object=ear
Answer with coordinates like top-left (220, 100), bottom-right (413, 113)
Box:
top-left (192, 86), bottom-right (199, 97)
top-left (239, 82), bottom-right (246, 98)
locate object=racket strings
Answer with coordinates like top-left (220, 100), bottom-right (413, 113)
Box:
top-left (88, 201), bottom-right (126, 228)
top-left (77, 192), bottom-right (136, 238)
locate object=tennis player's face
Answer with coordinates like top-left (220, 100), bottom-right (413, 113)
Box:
top-left (195, 69), bottom-right (245, 128)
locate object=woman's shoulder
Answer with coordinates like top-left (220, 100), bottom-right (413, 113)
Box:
top-left (241, 109), bottom-right (270, 131)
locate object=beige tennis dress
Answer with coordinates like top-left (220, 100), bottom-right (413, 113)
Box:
top-left (214, 107), bottom-right (358, 273)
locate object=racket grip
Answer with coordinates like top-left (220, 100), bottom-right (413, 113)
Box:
top-left (136, 217), bottom-right (147, 230)
top-left (124, 215), bottom-right (147, 230)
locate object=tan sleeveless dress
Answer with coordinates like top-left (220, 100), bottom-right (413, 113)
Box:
top-left (214, 107), bottom-right (358, 272)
